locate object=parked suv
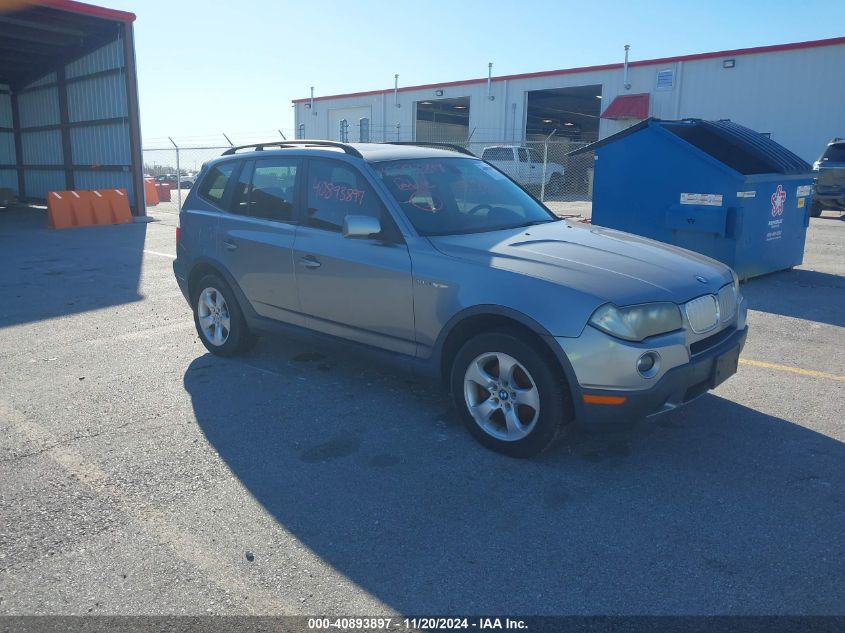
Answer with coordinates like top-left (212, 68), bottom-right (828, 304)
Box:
top-left (174, 141), bottom-right (747, 457)
top-left (811, 138), bottom-right (845, 217)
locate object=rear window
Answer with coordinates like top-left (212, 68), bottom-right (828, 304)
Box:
top-left (820, 144), bottom-right (845, 163)
top-left (482, 148), bottom-right (513, 161)
top-left (198, 162), bottom-right (236, 205)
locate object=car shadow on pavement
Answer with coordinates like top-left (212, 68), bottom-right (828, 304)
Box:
top-left (0, 206), bottom-right (146, 328)
top-left (741, 268), bottom-right (845, 327)
top-left (184, 342), bottom-right (845, 614)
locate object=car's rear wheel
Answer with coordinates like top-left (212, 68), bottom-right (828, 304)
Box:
top-left (451, 331), bottom-right (573, 457)
top-left (810, 200), bottom-right (823, 218)
top-left (547, 173), bottom-right (564, 196)
top-left (192, 274), bottom-right (255, 356)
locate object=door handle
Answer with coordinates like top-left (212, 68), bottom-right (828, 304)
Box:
top-left (223, 239), bottom-right (238, 251)
top-left (298, 255), bottom-right (322, 269)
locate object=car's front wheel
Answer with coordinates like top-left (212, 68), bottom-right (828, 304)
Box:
top-left (810, 200), bottom-right (823, 218)
top-left (192, 274), bottom-right (256, 356)
top-left (451, 331), bottom-right (573, 457)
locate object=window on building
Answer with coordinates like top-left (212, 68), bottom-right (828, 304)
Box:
top-left (656, 68), bottom-right (675, 90)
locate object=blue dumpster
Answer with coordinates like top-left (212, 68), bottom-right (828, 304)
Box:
top-left (576, 118), bottom-right (814, 279)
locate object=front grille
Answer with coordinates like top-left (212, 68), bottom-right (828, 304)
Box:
top-left (718, 284), bottom-right (737, 320)
top-left (685, 294), bottom-right (719, 333)
top-left (690, 327), bottom-right (734, 356)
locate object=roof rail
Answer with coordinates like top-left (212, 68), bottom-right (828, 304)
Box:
top-left (221, 140), bottom-right (363, 158)
top-left (383, 142), bottom-right (476, 157)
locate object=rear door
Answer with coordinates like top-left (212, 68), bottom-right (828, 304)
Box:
top-left (292, 157), bottom-right (415, 355)
top-left (218, 156), bottom-right (304, 326)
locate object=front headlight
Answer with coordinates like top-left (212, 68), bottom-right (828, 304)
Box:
top-left (589, 302), bottom-right (683, 342)
top-left (730, 268), bottom-right (740, 296)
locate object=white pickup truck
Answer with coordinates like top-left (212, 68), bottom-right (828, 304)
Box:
top-left (481, 145), bottom-right (565, 194)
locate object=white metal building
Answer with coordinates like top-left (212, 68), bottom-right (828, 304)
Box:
top-left (293, 36), bottom-right (845, 162)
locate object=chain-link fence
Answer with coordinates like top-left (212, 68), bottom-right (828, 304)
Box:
top-left (142, 133), bottom-right (594, 217)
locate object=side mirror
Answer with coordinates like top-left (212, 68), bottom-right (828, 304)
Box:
top-left (343, 215), bottom-right (381, 239)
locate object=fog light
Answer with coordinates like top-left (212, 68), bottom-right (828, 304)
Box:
top-left (636, 352), bottom-right (660, 378)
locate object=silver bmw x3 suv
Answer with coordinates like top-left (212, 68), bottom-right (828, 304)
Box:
top-left (173, 140), bottom-right (747, 457)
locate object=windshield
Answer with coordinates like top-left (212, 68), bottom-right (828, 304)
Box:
top-left (374, 158), bottom-right (558, 236)
top-left (820, 144), bottom-right (845, 164)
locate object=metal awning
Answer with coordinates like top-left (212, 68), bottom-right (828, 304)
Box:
top-left (600, 93), bottom-right (650, 120)
top-left (0, 1), bottom-right (135, 90)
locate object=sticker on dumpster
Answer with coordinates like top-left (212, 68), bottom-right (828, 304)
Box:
top-left (796, 185), bottom-right (812, 197)
top-left (736, 191), bottom-right (757, 198)
top-left (680, 193), bottom-right (723, 206)
top-left (798, 197), bottom-right (806, 208)
top-left (771, 185), bottom-right (786, 217)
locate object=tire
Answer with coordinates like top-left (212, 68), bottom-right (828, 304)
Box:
top-left (450, 330), bottom-right (573, 458)
top-left (547, 173), bottom-right (564, 196)
top-left (192, 273), bottom-right (256, 356)
top-left (810, 200), bottom-right (823, 218)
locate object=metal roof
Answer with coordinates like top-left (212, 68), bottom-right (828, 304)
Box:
top-left (600, 93), bottom-right (650, 120)
top-left (0, 1), bottom-right (135, 89)
top-left (292, 36), bottom-right (845, 105)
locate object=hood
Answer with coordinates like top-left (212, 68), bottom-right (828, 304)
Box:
top-left (427, 220), bottom-right (732, 306)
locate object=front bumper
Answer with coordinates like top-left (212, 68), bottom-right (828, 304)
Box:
top-left (813, 193), bottom-right (845, 210)
top-left (570, 325), bottom-right (747, 428)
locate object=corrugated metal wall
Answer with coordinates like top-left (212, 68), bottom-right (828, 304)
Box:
top-left (7, 28), bottom-right (138, 206)
top-left (0, 86), bottom-right (14, 191)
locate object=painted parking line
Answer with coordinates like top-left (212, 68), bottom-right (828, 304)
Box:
top-left (739, 358), bottom-right (845, 383)
top-left (142, 249), bottom-right (176, 259)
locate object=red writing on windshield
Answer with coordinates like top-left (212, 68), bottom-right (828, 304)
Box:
top-left (312, 181), bottom-right (365, 205)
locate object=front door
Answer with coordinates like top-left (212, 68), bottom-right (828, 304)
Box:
top-left (218, 156), bottom-right (304, 325)
top-left (292, 158), bottom-right (415, 355)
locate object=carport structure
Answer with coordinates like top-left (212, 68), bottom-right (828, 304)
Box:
top-left (0, 0), bottom-right (144, 214)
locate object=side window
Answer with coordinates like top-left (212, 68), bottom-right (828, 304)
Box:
top-left (230, 161), bottom-right (254, 215)
top-left (306, 159), bottom-right (386, 233)
top-left (249, 158), bottom-right (300, 222)
top-left (517, 148), bottom-right (528, 163)
top-left (198, 162), bottom-right (236, 205)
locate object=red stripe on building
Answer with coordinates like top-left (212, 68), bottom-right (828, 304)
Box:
top-left (292, 36), bottom-right (845, 104)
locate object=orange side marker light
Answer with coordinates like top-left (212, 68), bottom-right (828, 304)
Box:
top-left (583, 394), bottom-right (627, 405)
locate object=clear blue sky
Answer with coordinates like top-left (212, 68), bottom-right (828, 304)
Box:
top-left (108, 0), bottom-right (845, 145)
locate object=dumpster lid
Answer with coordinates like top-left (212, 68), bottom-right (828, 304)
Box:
top-left (569, 118), bottom-right (811, 175)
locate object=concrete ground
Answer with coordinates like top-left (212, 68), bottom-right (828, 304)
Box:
top-left (0, 204), bottom-right (843, 616)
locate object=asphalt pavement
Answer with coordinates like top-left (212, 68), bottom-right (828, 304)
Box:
top-left (0, 205), bottom-right (843, 616)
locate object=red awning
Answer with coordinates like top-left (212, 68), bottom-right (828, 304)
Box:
top-left (600, 93), bottom-right (650, 120)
